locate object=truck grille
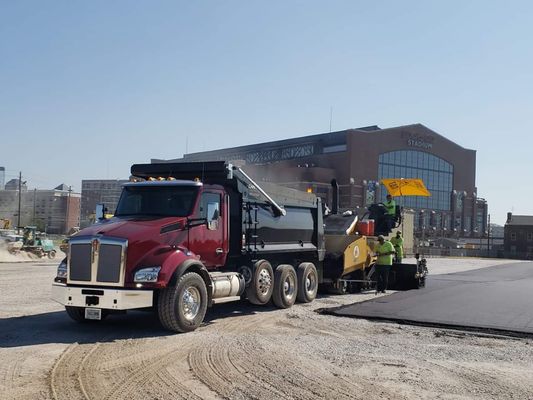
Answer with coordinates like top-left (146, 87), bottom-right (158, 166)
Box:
top-left (68, 236), bottom-right (128, 287)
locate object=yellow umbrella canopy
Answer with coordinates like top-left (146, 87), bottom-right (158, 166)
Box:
top-left (380, 178), bottom-right (431, 197)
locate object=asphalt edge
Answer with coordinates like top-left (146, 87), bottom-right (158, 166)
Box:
top-left (317, 306), bottom-right (533, 340)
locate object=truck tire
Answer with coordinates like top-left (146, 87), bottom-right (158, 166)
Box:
top-left (411, 276), bottom-right (425, 290)
top-left (327, 280), bottom-right (348, 295)
top-left (272, 264), bottom-right (298, 309)
top-left (245, 259), bottom-right (274, 305)
top-left (48, 250), bottom-right (57, 259)
top-left (65, 306), bottom-right (108, 322)
top-left (158, 272), bottom-right (208, 333)
top-left (296, 262), bottom-right (318, 303)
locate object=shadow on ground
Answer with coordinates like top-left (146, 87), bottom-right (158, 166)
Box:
top-left (0, 301), bottom-right (278, 348)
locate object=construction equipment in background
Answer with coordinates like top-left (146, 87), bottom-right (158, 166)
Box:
top-left (4, 233), bottom-right (24, 254)
top-left (19, 226), bottom-right (57, 259)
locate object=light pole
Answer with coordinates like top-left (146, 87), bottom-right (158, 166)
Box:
top-left (487, 213), bottom-right (491, 257)
top-left (65, 186), bottom-right (72, 234)
top-left (32, 188), bottom-right (36, 226)
top-left (16, 172), bottom-right (27, 233)
top-left (17, 172), bottom-right (22, 232)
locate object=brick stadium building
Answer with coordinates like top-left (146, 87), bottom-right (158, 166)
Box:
top-left (157, 124), bottom-right (488, 239)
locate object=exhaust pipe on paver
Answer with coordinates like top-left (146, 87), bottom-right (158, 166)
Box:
top-left (331, 179), bottom-right (339, 215)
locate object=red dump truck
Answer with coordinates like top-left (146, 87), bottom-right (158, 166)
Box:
top-left (52, 161), bottom-right (426, 332)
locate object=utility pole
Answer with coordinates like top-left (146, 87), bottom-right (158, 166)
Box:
top-left (487, 213), bottom-right (491, 257)
top-left (329, 107), bottom-right (333, 132)
top-left (65, 186), bottom-right (72, 234)
top-left (32, 188), bottom-right (36, 226)
top-left (17, 171), bottom-right (22, 233)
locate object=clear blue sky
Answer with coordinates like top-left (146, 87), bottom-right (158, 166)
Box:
top-left (1, 1), bottom-right (532, 225)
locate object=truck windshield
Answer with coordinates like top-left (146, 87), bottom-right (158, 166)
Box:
top-left (115, 185), bottom-right (199, 217)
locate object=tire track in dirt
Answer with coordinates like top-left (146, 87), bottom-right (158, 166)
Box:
top-left (424, 360), bottom-right (533, 398)
top-left (48, 303), bottom-right (532, 400)
top-left (77, 339), bottom-right (156, 399)
top-left (156, 367), bottom-right (218, 400)
top-left (243, 338), bottom-right (366, 399)
top-left (50, 343), bottom-right (95, 400)
top-left (189, 340), bottom-right (291, 400)
top-left (99, 336), bottom-right (204, 400)
top-left (102, 350), bottom-right (193, 400)
top-left (189, 310), bottom-right (294, 399)
top-left (1, 358), bottom-right (21, 391)
top-left (77, 343), bottom-right (102, 400)
top-left (49, 331), bottom-right (218, 400)
top-left (189, 308), bottom-right (370, 400)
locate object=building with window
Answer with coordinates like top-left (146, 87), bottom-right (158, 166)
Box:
top-left (504, 213), bottom-right (533, 259)
top-left (80, 179), bottom-right (128, 227)
top-left (156, 123), bottom-right (488, 239)
top-left (0, 184), bottom-right (80, 234)
top-left (5, 178), bottom-right (27, 191)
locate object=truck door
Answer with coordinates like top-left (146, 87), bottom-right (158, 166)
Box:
top-left (189, 191), bottom-right (228, 268)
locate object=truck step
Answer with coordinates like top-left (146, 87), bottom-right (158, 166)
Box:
top-left (212, 295), bottom-right (241, 305)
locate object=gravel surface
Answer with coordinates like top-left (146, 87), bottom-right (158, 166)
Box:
top-left (1, 257), bottom-right (532, 400)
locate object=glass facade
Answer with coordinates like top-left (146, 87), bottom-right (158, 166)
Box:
top-left (378, 150), bottom-right (453, 210)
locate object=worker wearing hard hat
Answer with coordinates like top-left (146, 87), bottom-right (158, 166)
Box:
top-left (390, 231), bottom-right (404, 263)
top-left (374, 235), bottom-right (396, 294)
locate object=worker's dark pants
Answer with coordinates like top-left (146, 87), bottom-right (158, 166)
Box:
top-left (375, 264), bottom-right (391, 292)
top-left (385, 215), bottom-right (396, 232)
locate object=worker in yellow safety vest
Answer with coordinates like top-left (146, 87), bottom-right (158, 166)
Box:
top-left (383, 194), bottom-right (396, 216)
top-left (374, 235), bottom-right (396, 294)
top-left (381, 194), bottom-right (397, 232)
top-left (390, 231), bottom-right (404, 263)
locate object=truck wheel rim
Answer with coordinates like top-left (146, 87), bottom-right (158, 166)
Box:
top-left (258, 269), bottom-right (272, 295)
top-left (305, 272), bottom-right (317, 295)
top-left (182, 287), bottom-right (201, 321)
top-left (284, 274), bottom-right (296, 300)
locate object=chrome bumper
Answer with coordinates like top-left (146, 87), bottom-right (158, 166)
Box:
top-left (52, 283), bottom-right (154, 310)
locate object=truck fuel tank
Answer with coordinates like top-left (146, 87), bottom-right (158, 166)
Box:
top-left (210, 272), bottom-right (245, 304)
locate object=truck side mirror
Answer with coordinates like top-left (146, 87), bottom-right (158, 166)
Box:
top-left (206, 202), bottom-right (220, 230)
top-left (96, 204), bottom-right (106, 220)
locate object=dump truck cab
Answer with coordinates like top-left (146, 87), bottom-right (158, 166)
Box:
top-left (114, 179), bottom-right (229, 270)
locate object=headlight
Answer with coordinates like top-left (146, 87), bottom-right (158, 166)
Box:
top-left (134, 266), bottom-right (161, 283)
top-left (56, 260), bottom-right (67, 279)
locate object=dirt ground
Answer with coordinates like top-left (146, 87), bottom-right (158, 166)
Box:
top-left (1, 257), bottom-right (532, 400)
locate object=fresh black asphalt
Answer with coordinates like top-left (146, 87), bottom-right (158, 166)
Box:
top-left (329, 261), bottom-right (533, 335)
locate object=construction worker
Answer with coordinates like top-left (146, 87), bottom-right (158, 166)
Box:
top-left (383, 194), bottom-right (396, 216)
top-left (374, 235), bottom-right (396, 294)
top-left (391, 231), bottom-right (404, 263)
top-left (381, 194), bottom-right (397, 232)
